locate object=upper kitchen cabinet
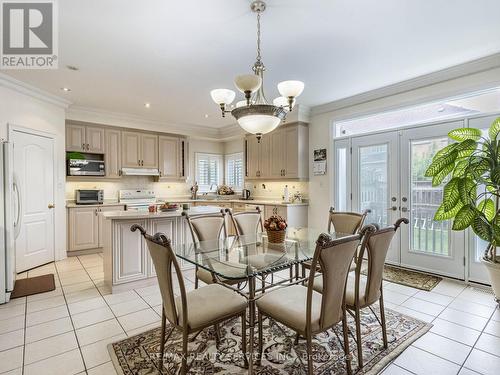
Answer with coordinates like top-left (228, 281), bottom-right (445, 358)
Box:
top-left (121, 131), bottom-right (158, 168)
top-left (66, 123), bottom-right (105, 153)
top-left (245, 122), bottom-right (308, 180)
top-left (158, 136), bottom-right (187, 180)
top-left (245, 134), bottom-right (270, 179)
top-left (105, 129), bottom-right (121, 178)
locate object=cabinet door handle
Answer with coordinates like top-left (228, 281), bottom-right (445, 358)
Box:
top-left (87, 143), bottom-right (90, 150)
top-left (82, 143), bottom-right (85, 150)
top-left (95, 209), bottom-right (98, 216)
top-left (283, 169), bottom-right (286, 176)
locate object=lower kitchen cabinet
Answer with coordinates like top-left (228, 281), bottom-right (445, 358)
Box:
top-left (113, 219), bottom-right (148, 284)
top-left (67, 205), bottom-right (125, 252)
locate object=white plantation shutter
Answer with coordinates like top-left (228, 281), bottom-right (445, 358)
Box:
top-left (195, 153), bottom-right (223, 191)
top-left (225, 153), bottom-right (244, 190)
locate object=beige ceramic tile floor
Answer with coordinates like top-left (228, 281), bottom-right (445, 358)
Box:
top-left (0, 253), bottom-right (499, 374)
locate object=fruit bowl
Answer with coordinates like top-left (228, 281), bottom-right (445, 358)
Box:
top-left (159, 203), bottom-right (179, 212)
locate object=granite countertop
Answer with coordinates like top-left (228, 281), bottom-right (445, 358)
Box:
top-left (101, 206), bottom-right (221, 220)
top-left (66, 201), bottom-right (125, 208)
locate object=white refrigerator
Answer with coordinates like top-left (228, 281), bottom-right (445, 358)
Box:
top-left (0, 141), bottom-right (16, 304)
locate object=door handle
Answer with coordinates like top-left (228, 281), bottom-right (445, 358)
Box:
top-left (401, 207), bottom-right (408, 212)
top-left (387, 206), bottom-right (397, 211)
top-left (48, 203), bottom-right (55, 209)
top-left (13, 176), bottom-right (22, 239)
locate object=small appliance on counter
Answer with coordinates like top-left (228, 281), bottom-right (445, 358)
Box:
top-left (76, 189), bottom-right (104, 205)
top-left (241, 189), bottom-right (251, 200)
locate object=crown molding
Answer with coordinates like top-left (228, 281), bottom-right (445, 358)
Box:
top-left (66, 105), bottom-right (222, 140)
top-left (312, 53), bottom-right (500, 116)
top-left (0, 72), bottom-right (71, 109)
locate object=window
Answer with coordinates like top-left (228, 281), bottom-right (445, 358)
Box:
top-left (225, 152), bottom-right (244, 190)
top-left (195, 153), bottom-right (223, 192)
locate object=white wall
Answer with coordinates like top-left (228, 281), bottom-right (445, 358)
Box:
top-left (308, 66), bottom-right (500, 229)
top-left (0, 84), bottom-right (68, 261)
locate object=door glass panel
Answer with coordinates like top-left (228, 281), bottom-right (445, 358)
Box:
top-left (336, 147), bottom-right (347, 211)
top-left (410, 138), bottom-right (451, 256)
top-left (359, 144), bottom-right (388, 226)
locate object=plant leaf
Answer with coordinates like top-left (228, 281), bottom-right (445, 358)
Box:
top-left (432, 163), bottom-right (454, 186)
top-left (471, 215), bottom-right (493, 242)
top-left (488, 117), bottom-right (500, 140)
top-left (442, 178), bottom-right (460, 212)
top-left (434, 143), bottom-right (458, 160)
top-left (458, 177), bottom-right (476, 205)
top-left (452, 205), bottom-right (476, 230)
top-left (478, 198), bottom-right (496, 221)
top-left (448, 128), bottom-right (481, 142)
top-left (491, 166), bottom-right (500, 186)
top-left (452, 160), bottom-right (469, 177)
top-left (425, 151), bottom-right (457, 178)
top-left (455, 139), bottom-right (477, 157)
top-left (434, 201), bottom-right (463, 221)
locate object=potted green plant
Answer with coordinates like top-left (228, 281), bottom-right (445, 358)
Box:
top-left (425, 117), bottom-right (500, 302)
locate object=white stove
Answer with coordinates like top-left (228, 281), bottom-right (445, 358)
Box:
top-left (119, 189), bottom-right (156, 211)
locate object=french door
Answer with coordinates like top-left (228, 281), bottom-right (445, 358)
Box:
top-left (337, 120), bottom-right (466, 279)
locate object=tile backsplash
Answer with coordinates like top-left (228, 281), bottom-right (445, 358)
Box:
top-left (245, 181), bottom-right (309, 201)
top-left (66, 177), bottom-right (191, 201)
top-left (66, 178), bottom-right (309, 202)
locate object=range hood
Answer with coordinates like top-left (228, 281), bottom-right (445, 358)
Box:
top-left (120, 168), bottom-right (160, 176)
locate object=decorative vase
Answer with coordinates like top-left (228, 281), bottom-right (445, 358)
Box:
top-left (481, 255), bottom-right (500, 304)
top-left (267, 229), bottom-right (286, 244)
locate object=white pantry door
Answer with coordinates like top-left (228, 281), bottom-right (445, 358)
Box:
top-left (12, 129), bottom-right (55, 272)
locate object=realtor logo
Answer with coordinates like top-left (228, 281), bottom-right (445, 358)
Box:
top-left (1, 0), bottom-right (58, 69)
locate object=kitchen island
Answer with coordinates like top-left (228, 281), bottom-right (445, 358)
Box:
top-left (101, 206), bottom-right (221, 293)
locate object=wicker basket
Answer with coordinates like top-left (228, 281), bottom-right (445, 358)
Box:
top-left (266, 229), bottom-right (286, 244)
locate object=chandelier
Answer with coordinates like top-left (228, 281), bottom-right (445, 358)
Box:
top-left (210, 0), bottom-right (304, 142)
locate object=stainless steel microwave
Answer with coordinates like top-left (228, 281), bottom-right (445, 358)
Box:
top-left (76, 189), bottom-right (104, 205)
top-left (67, 159), bottom-right (105, 176)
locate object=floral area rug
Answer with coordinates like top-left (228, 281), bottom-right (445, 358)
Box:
top-left (109, 306), bottom-right (430, 375)
top-left (362, 265), bottom-right (442, 291)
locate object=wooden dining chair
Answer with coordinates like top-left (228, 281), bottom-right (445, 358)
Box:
top-left (256, 232), bottom-right (362, 375)
top-left (302, 207), bottom-right (368, 277)
top-left (131, 224), bottom-right (248, 374)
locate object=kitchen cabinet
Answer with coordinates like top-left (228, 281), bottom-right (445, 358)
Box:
top-left (68, 206), bottom-right (99, 251)
top-left (113, 219), bottom-right (148, 284)
top-left (264, 204), bottom-right (308, 227)
top-left (245, 122), bottom-right (308, 180)
top-left (245, 134), bottom-right (270, 179)
top-left (105, 129), bottom-right (121, 178)
top-left (121, 131), bottom-right (158, 168)
top-left (68, 205), bottom-right (125, 252)
top-left (66, 124), bottom-right (105, 153)
top-left (158, 135), bottom-right (187, 179)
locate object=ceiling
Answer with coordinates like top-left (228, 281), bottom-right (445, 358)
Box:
top-left (5, 0), bottom-right (500, 128)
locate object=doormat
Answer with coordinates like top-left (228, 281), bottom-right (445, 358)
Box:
top-left (108, 307), bottom-right (431, 375)
top-left (10, 274), bottom-right (55, 298)
top-left (363, 265), bottom-right (442, 291)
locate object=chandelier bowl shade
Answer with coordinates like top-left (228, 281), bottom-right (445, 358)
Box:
top-left (273, 96), bottom-right (295, 110)
top-left (231, 104), bottom-right (286, 134)
top-left (277, 80), bottom-right (305, 98)
top-left (210, 89), bottom-right (236, 105)
top-left (234, 74), bottom-right (262, 94)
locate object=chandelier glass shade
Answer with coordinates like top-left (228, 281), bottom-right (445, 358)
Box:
top-left (210, 0), bottom-right (304, 141)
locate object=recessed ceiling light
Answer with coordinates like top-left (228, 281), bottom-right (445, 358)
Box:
top-left (144, 103), bottom-right (151, 108)
top-left (61, 87), bottom-right (71, 92)
top-left (204, 114), bottom-right (209, 118)
top-left (66, 65), bottom-right (79, 71)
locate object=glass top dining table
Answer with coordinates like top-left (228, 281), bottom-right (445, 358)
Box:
top-left (171, 227), bottom-right (354, 281)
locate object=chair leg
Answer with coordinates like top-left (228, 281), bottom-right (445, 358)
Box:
top-left (342, 313), bottom-right (353, 375)
top-left (258, 312), bottom-right (264, 365)
top-left (194, 266), bottom-right (199, 289)
top-left (181, 329), bottom-right (188, 375)
top-left (294, 332), bottom-right (300, 345)
top-left (242, 313), bottom-right (249, 368)
top-left (379, 292), bottom-right (388, 349)
top-left (158, 309), bottom-right (166, 370)
top-left (261, 273), bottom-right (266, 293)
top-left (214, 323), bottom-right (221, 347)
top-left (355, 306), bottom-right (363, 368)
top-left (306, 333), bottom-right (313, 374)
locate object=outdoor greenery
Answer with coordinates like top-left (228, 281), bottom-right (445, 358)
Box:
top-left (425, 117), bottom-right (500, 262)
